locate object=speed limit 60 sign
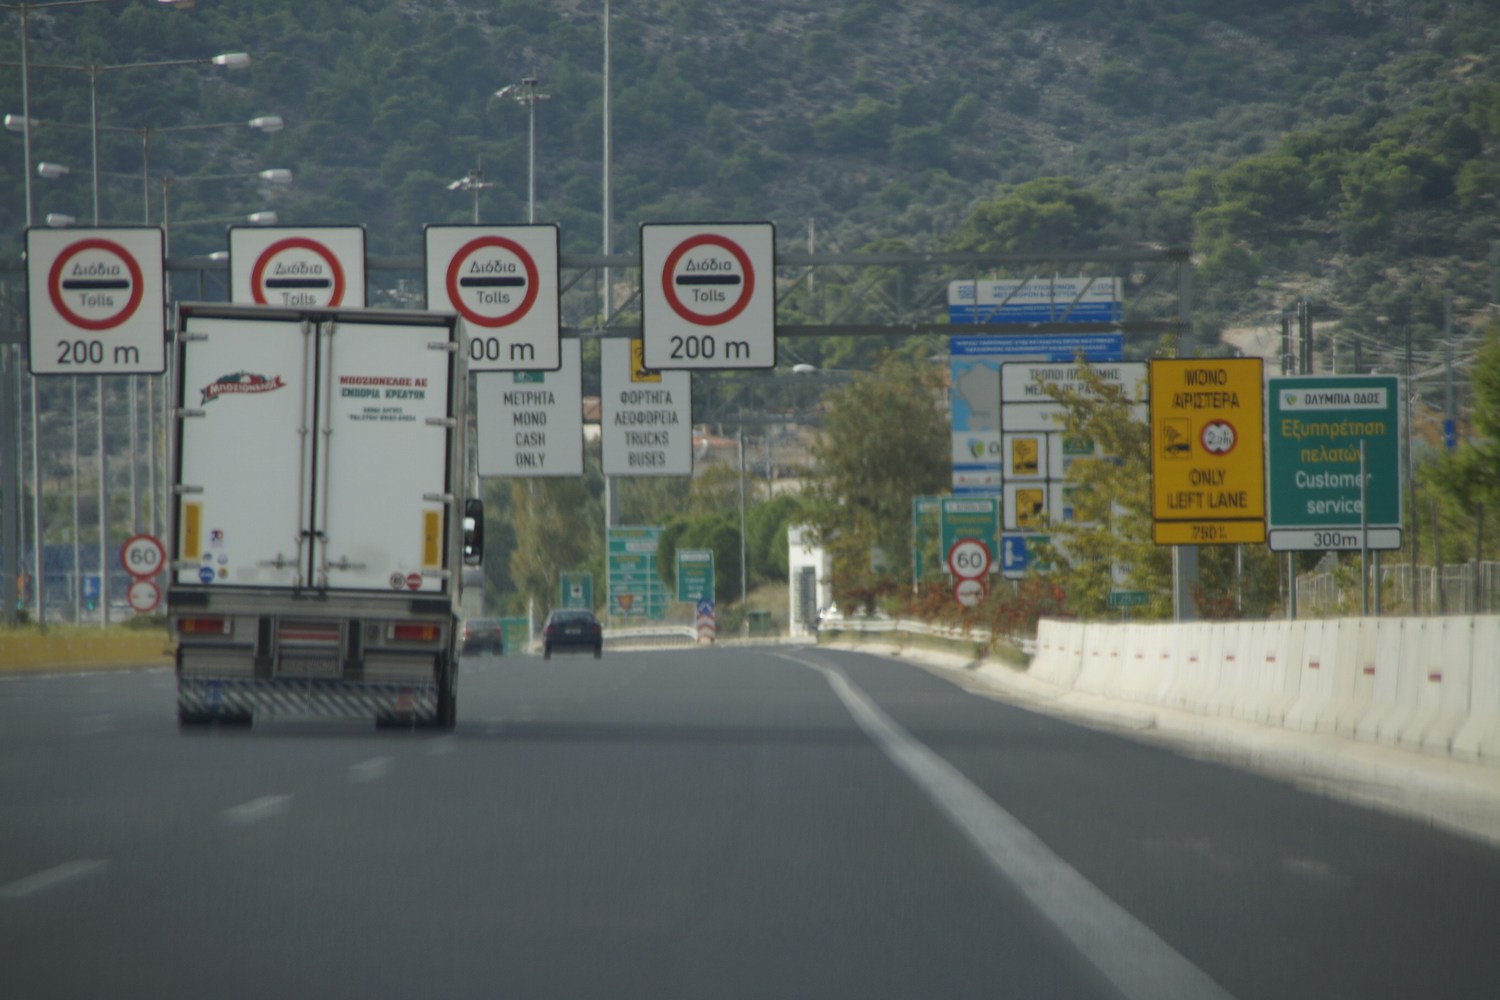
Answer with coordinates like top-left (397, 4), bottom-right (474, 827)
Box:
top-left (425, 224), bottom-right (559, 372)
top-left (946, 538), bottom-right (992, 579)
top-left (120, 534), bottom-right (166, 579)
top-left (641, 222), bottom-right (775, 370)
top-left (26, 227), bottom-right (165, 375)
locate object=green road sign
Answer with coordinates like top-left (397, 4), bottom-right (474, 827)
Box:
top-left (1267, 376), bottom-right (1402, 551)
top-left (608, 526), bottom-right (669, 619)
top-left (559, 571), bottom-right (593, 610)
top-left (912, 496), bottom-right (944, 582)
top-left (676, 549), bottom-right (715, 602)
top-left (1106, 590), bottom-right (1149, 608)
top-left (940, 498), bottom-right (999, 575)
top-left (499, 617), bottom-right (531, 651)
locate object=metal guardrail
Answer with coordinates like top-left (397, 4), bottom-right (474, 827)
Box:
top-left (603, 626), bottom-right (698, 648)
top-left (817, 616), bottom-right (1037, 657)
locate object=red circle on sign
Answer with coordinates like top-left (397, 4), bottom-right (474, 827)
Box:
top-left (120, 533), bottom-right (166, 579)
top-left (444, 236), bottom-right (540, 329)
top-left (126, 578), bottom-right (161, 614)
top-left (249, 237), bottom-right (346, 306)
top-left (1200, 420), bottom-right (1237, 455)
top-left (47, 238), bottom-right (145, 331)
top-left (946, 537), bottom-right (991, 579)
top-left (953, 577), bottom-right (988, 607)
top-left (660, 234), bottom-right (755, 326)
top-left (406, 573), bottom-right (423, 591)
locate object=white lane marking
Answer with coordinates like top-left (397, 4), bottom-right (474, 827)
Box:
top-left (349, 756), bottom-right (394, 783)
top-left (220, 794), bottom-right (292, 826)
top-left (1, 860), bottom-right (109, 900)
top-left (73, 713), bottom-right (118, 736)
top-left (789, 655), bottom-right (1236, 1000)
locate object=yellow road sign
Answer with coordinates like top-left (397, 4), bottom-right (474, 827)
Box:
top-left (1014, 487), bottom-right (1045, 529)
top-left (1011, 436), bottom-right (1039, 476)
top-left (1149, 358), bottom-right (1265, 544)
top-left (1153, 520), bottom-right (1265, 545)
top-left (629, 339), bottom-right (661, 383)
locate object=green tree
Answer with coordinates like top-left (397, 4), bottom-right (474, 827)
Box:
top-left (947, 177), bottom-right (1114, 254)
top-left (508, 477), bottom-right (600, 620)
top-left (1037, 364), bottom-right (1170, 619)
top-left (805, 356), bottom-right (950, 610)
top-left (1428, 321), bottom-right (1500, 558)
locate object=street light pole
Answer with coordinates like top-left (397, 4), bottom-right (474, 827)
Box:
top-left (3, 0), bottom-right (114, 624)
top-left (496, 78), bottom-right (549, 223)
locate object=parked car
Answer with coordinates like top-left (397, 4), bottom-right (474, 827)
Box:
top-left (461, 618), bottom-right (504, 656)
top-left (542, 609), bottom-right (602, 659)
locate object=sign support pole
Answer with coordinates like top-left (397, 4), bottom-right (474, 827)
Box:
top-left (1360, 439), bottom-right (1369, 616)
top-left (2, 346), bottom-right (16, 625)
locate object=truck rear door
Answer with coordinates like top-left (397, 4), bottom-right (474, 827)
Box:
top-left (312, 315), bottom-right (460, 594)
top-left (173, 310), bottom-right (313, 589)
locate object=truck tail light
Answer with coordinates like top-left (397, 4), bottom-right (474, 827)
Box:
top-left (389, 623), bottom-right (440, 642)
top-left (178, 616), bottom-right (232, 636)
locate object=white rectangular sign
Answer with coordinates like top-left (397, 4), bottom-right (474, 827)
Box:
top-left (26, 227), bottom-right (165, 375)
top-left (641, 222), bottom-right (776, 370)
top-left (1268, 528), bottom-right (1402, 552)
top-left (600, 338), bottom-right (692, 476)
top-left (1001, 360), bottom-right (1148, 402)
top-left (1002, 400), bottom-right (1148, 432)
top-left (229, 226), bottom-right (366, 307)
top-left (425, 224), bottom-right (559, 372)
top-left (476, 338), bottom-right (582, 477)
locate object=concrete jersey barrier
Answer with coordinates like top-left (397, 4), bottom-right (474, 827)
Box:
top-left (1030, 614), bottom-right (1500, 766)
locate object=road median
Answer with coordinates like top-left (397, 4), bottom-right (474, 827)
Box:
top-left (0, 628), bottom-right (174, 674)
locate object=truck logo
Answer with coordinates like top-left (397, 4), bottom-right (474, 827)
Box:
top-left (201, 371), bottom-right (286, 404)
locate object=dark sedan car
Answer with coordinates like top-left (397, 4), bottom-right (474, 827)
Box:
top-left (542, 609), bottom-right (602, 659)
top-left (461, 618), bottom-right (504, 656)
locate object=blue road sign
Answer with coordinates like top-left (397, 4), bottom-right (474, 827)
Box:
top-left (1002, 535), bottom-right (1029, 574)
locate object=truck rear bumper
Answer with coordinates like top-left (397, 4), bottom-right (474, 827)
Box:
top-left (179, 676), bottom-right (438, 723)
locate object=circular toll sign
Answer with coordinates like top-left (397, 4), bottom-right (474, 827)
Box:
top-left (946, 537), bottom-right (992, 579)
top-left (444, 236), bottom-right (540, 328)
top-left (126, 578), bottom-right (161, 615)
top-left (47, 238), bottom-right (145, 331)
top-left (661, 234), bottom-right (755, 327)
top-left (120, 533), bottom-right (166, 579)
top-left (249, 237), bottom-right (346, 306)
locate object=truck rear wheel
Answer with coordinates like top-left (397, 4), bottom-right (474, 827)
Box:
top-left (178, 706), bottom-right (214, 728)
top-left (433, 654), bottom-right (457, 731)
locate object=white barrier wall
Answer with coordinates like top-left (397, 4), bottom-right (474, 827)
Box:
top-left (1031, 615), bottom-right (1500, 765)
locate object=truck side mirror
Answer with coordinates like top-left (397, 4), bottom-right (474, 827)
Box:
top-left (463, 498), bottom-right (484, 566)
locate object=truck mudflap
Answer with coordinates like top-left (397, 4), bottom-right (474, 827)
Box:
top-left (179, 676), bottom-right (438, 723)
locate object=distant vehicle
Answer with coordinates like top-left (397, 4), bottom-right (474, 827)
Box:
top-left (461, 618), bottom-right (504, 656)
top-left (542, 609), bottom-right (602, 659)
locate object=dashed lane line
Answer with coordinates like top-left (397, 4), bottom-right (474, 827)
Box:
top-left (220, 794), bottom-right (292, 826)
top-left (349, 756), bottom-right (394, 783)
top-left (1, 860), bottom-right (110, 900)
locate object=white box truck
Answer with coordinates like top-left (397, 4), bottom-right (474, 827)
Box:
top-left (168, 303), bottom-right (483, 730)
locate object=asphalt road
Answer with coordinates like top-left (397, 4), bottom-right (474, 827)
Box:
top-left (3, 644), bottom-right (1498, 999)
